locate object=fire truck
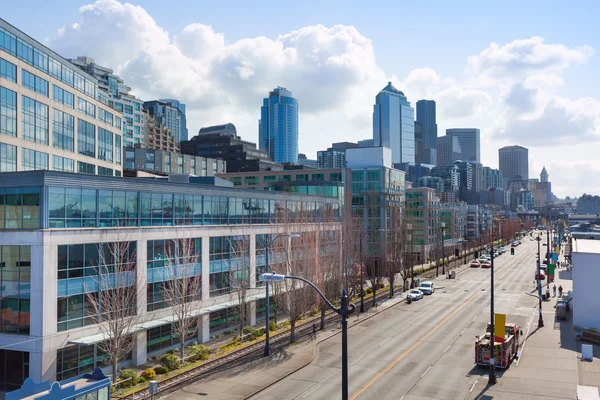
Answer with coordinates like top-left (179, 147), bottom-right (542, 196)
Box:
top-left (475, 323), bottom-right (523, 368)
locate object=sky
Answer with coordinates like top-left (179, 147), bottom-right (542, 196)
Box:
top-left (3, 0), bottom-right (600, 198)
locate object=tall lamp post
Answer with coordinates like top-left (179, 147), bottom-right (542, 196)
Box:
top-left (535, 234), bottom-right (544, 328)
top-left (260, 273), bottom-right (356, 400)
top-left (263, 233), bottom-right (300, 357)
top-left (489, 219), bottom-right (499, 385)
top-left (441, 223), bottom-right (447, 275)
top-left (358, 231), bottom-right (368, 313)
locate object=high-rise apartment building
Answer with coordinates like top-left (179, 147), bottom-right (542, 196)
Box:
top-left (498, 145), bottom-right (529, 188)
top-left (69, 56), bottom-right (145, 147)
top-left (159, 99), bottom-right (188, 142)
top-left (144, 100), bottom-right (182, 143)
top-left (0, 19), bottom-right (123, 177)
top-left (373, 82), bottom-right (415, 164)
top-left (445, 128), bottom-right (480, 163)
top-left (259, 87), bottom-right (298, 164)
top-left (483, 166), bottom-right (503, 189)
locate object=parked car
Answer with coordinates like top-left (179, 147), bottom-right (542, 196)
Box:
top-left (478, 256), bottom-right (488, 263)
top-left (419, 281), bottom-right (435, 295)
top-left (486, 255), bottom-right (491, 262)
top-left (481, 260), bottom-right (491, 268)
top-left (511, 241), bottom-right (518, 247)
top-left (407, 289), bottom-right (424, 300)
top-left (470, 260), bottom-right (481, 268)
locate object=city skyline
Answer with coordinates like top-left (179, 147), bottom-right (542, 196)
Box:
top-left (2, 0), bottom-right (600, 196)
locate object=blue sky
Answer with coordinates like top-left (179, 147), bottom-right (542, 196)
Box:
top-left (2, 0), bottom-right (600, 197)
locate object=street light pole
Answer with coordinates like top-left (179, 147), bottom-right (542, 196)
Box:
top-left (263, 234), bottom-right (299, 357)
top-left (259, 273), bottom-right (355, 400)
top-left (489, 220), bottom-right (497, 385)
top-left (536, 234), bottom-right (544, 328)
top-left (441, 223), bottom-right (446, 275)
top-left (359, 231), bottom-right (366, 313)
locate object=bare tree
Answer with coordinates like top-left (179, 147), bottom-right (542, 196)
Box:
top-left (163, 237), bottom-right (202, 359)
top-left (86, 240), bottom-right (139, 383)
top-left (228, 235), bottom-right (252, 335)
top-left (315, 227), bottom-right (343, 330)
top-left (385, 207), bottom-right (406, 298)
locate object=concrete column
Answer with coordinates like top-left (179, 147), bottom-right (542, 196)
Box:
top-left (132, 331), bottom-right (147, 366)
top-left (200, 313), bottom-right (210, 343)
top-left (136, 239), bottom-right (148, 317)
top-left (202, 237), bottom-right (210, 299)
top-left (29, 350), bottom-right (56, 383)
top-left (249, 234), bottom-right (256, 289)
top-left (249, 300), bottom-right (257, 326)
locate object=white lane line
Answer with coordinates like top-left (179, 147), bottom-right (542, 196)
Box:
top-left (350, 355), bottom-right (363, 366)
top-left (460, 328), bottom-right (467, 335)
top-left (443, 344), bottom-right (451, 354)
top-left (420, 366), bottom-right (432, 378)
top-left (301, 384), bottom-right (321, 398)
top-left (469, 379), bottom-right (479, 393)
top-left (472, 316), bottom-right (477, 322)
top-left (379, 336), bottom-right (392, 346)
top-left (400, 396), bottom-right (405, 400)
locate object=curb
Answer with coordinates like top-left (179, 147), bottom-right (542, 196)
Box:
top-left (244, 294), bottom-right (407, 399)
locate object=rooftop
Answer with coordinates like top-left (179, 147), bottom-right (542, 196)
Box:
top-left (380, 81), bottom-right (405, 96)
top-left (573, 238), bottom-right (600, 254)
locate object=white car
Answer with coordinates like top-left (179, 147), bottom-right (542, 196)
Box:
top-left (419, 281), bottom-right (435, 295)
top-left (407, 289), bottom-right (424, 300)
top-left (478, 256), bottom-right (488, 263)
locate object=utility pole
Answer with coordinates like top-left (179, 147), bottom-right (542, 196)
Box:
top-left (536, 234), bottom-right (544, 327)
top-left (489, 220), bottom-right (497, 385)
top-left (441, 223), bottom-right (446, 275)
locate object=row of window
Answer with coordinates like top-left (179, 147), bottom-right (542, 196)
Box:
top-left (0, 26), bottom-right (97, 99)
top-left (0, 246), bottom-right (31, 335)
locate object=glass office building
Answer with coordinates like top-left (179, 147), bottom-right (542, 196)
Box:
top-left (0, 19), bottom-right (123, 176)
top-left (160, 99), bottom-right (188, 142)
top-left (373, 82), bottom-right (415, 164)
top-left (259, 87), bottom-right (298, 164)
top-left (0, 170), bottom-right (340, 388)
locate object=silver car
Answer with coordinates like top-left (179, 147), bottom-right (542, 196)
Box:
top-left (407, 289), bottom-right (424, 300)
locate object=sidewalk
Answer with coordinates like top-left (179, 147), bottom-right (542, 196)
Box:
top-left (163, 292), bottom-right (409, 400)
top-left (469, 251), bottom-right (600, 400)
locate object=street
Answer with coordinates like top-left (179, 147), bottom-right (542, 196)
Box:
top-left (251, 240), bottom-right (539, 400)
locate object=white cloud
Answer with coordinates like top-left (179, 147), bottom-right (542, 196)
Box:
top-left (49, 1), bottom-right (599, 197)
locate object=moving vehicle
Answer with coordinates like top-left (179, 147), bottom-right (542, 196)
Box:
top-left (478, 256), bottom-right (488, 263)
top-left (407, 289), bottom-right (423, 300)
top-left (511, 241), bottom-right (518, 247)
top-left (481, 260), bottom-right (491, 268)
top-left (418, 281), bottom-right (435, 295)
top-left (470, 260), bottom-right (481, 268)
top-left (535, 271), bottom-right (546, 280)
top-left (475, 323), bottom-right (522, 368)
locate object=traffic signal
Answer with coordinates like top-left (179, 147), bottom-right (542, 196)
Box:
top-left (511, 248), bottom-right (515, 255)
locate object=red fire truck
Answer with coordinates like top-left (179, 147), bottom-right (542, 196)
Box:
top-left (475, 323), bottom-right (523, 368)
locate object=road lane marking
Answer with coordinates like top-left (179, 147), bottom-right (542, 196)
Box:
top-left (472, 316), bottom-right (477, 322)
top-left (301, 384), bottom-right (321, 398)
top-left (350, 249), bottom-right (524, 400)
top-left (470, 379), bottom-right (479, 393)
top-left (420, 366), bottom-right (432, 378)
top-left (378, 336), bottom-right (392, 346)
top-left (460, 328), bottom-right (467, 335)
top-left (350, 355), bottom-right (363, 366)
top-left (443, 345), bottom-right (451, 354)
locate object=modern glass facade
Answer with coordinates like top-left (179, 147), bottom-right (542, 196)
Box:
top-left (373, 82), bottom-right (415, 164)
top-left (416, 100), bottom-right (437, 153)
top-left (259, 87), bottom-right (298, 164)
top-left (445, 128), bottom-right (480, 164)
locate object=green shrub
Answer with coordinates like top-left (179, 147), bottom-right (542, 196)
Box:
top-left (377, 283), bottom-right (385, 289)
top-left (224, 330), bottom-right (233, 335)
top-left (135, 376), bottom-right (146, 385)
top-left (154, 366), bottom-right (169, 375)
top-left (215, 334), bottom-right (220, 338)
top-left (242, 326), bottom-right (264, 340)
top-left (119, 369), bottom-right (137, 388)
top-left (160, 353), bottom-right (180, 371)
top-left (189, 344), bottom-right (210, 361)
top-left (143, 368), bottom-right (156, 379)
top-left (365, 287), bottom-right (373, 295)
top-left (167, 349), bottom-right (175, 355)
top-left (269, 321), bottom-right (277, 332)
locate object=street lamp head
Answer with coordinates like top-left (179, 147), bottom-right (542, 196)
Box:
top-left (259, 273), bottom-right (286, 282)
top-left (290, 234), bottom-right (301, 238)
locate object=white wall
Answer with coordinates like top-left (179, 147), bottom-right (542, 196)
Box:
top-left (572, 252), bottom-right (600, 330)
top-left (346, 147), bottom-right (392, 168)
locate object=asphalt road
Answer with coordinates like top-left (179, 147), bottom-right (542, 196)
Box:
top-left (252, 239), bottom-right (540, 400)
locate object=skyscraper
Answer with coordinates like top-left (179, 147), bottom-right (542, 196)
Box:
top-left (498, 145), bottom-right (529, 188)
top-left (540, 166), bottom-right (549, 182)
top-left (436, 135), bottom-right (461, 166)
top-left (160, 99), bottom-right (188, 142)
top-left (373, 82), bottom-right (415, 164)
top-left (259, 87), bottom-right (298, 164)
top-left (445, 128), bottom-right (480, 163)
top-left (143, 100), bottom-right (182, 143)
top-left (416, 100), bottom-right (438, 163)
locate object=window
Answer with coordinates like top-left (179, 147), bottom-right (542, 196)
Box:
top-left (21, 70), bottom-right (48, 96)
top-left (52, 85), bottom-right (74, 108)
top-left (21, 96), bottom-right (48, 144)
top-left (0, 246), bottom-right (31, 335)
top-left (98, 166), bottom-right (113, 176)
top-left (146, 322), bottom-right (198, 353)
top-left (0, 58), bottom-right (17, 82)
top-left (52, 155), bottom-right (74, 172)
top-left (21, 148), bottom-right (48, 171)
top-left (52, 109), bottom-right (75, 152)
top-left (78, 161), bottom-right (95, 175)
top-left (311, 173), bottom-right (325, 181)
top-left (98, 108), bottom-right (113, 126)
top-left (77, 119), bottom-right (95, 158)
top-left (115, 134), bottom-right (122, 165)
top-left (0, 349), bottom-right (30, 391)
top-left (48, 57), bottom-right (61, 80)
top-left (0, 187), bottom-right (40, 229)
top-left (0, 142), bottom-right (16, 172)
top-left (0, 87), bottom-right (17, 137)
top-left (98, 127), bottom-right (113, 162)
top-left (330, 173), bottom-right (342, 182)
top-left (244, 176), bottom-right (258, 185)
top-left (263, 175), bottom-right (276, 183)
top-left (115, 116), bottom-right (122, 130)
top-left (77, 97), bottom-right (95, 118)
top-left (209, 236), bottom-right (248, 296)
top-left (124, 104), bottom-right (133, 115)
top-left (56, 342), bottom-right (130, 381)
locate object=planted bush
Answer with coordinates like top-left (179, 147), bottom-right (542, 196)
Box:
top-left (160, 353), bottom-right (180, 371)
top-left (224, 330), bottom-right (233, 335)
top-left (119, 369), bottom-right (137, 388)
top-left (143, 368), bottom-right (156, 379)
top-left (365, 288), bottom-right (373, 295)
top-left (189, 344), bottom-right (210, 361)
top-left (154, 366), bottom-right (169, 375)
top-left (269, 321), bottom-right (277, 332)
top-left (135, 376), bottom-right (146, 385)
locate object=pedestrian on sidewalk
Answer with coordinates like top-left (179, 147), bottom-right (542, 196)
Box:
top-left (553, 284), bottom-right (556, 297)
top-left (312, 322), bottom-right (317, 338)
top-left (558, 285), bottom-right (563, 297)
